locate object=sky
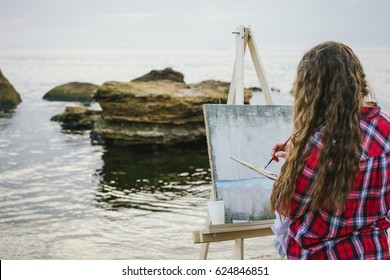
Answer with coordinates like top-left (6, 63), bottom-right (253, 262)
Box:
top-left (0, 0), bottom-right (389, 49)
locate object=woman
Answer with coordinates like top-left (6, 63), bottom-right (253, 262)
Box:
top-left (270, 41), bottom-right (390, 259)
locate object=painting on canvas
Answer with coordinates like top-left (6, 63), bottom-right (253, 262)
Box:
top-left (203, 104), bottom-right (293, 223)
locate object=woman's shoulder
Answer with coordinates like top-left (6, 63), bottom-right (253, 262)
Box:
top-left (360, 106), bottom-right (390, 158)
top-left (378, 110), bottom-right (390, 126)
top-left (361, 104), bottom-right (389, 122)
top-left (361, 106), bottom-right (390, 132)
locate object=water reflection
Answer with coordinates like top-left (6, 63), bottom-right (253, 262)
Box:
top-left (94, 143), bottom-right (212, 212)
top-left (0, 109), bottom-right (16, 119)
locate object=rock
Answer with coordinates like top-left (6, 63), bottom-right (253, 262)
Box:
top-left (51, 106), bottom-right (101, 130)
top-left (92, 120), bottom-right (205, 145)
top-left (92, 79), bottom-right (252, 145)
top-left (131, 67), bottom-right (185, 83)
top-left (43, 82), bottom-right (98, 102)
top-left (249, 87), bottom-right (262, 92)
top-left (0, 69), bottom-right (22, 109)
top-left (248, 86), bottom-right (281, 93)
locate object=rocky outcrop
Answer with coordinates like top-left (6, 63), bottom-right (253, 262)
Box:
top-left (0, 69), bottom-right (22, 109)
top-left (43, 82), bottom-right (98, 102)
top-left (131, 67), bottom-right (184, 83)
top-left (92, 78), bottom-right (252, 145)
top-left (51, 106), bottom-right (101, 130)
top-left (248, 86), bottom-right (281, 93)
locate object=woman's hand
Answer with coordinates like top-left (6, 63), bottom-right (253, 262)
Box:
top-left (271, 141), bottom-right (291, 160)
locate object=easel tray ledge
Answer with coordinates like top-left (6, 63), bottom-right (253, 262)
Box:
top-left (193, 219), bottom-right (275, 244)
top-left (203, 219), bottom-right (274, 234)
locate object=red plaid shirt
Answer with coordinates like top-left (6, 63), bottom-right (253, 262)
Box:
top-left (286, 106), bottom-right (390, 259)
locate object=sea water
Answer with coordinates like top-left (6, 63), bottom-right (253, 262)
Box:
top-left (0, 48), bottom-right (389, 259)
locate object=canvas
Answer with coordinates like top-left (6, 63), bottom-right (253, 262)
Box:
top-left (204, 104), bottom-right (293, 223)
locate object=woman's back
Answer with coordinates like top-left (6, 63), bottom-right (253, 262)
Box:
top-left (287, 105), bottom-right (390, 259)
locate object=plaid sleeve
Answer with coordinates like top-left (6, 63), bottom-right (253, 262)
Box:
top-left (289, 133), bottom-right (321, 218)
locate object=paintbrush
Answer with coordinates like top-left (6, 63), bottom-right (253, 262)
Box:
top-left (264, 136), bottom-right (291, 170)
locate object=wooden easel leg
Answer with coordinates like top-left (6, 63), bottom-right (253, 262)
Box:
top-left (199, 192), bottom-right (213, 260)
top-left (199, 243), bottom-right (210, 260)
top-left (227, 25), bottom-right (247, 106)
top-left (235, 239), bottom-right (244, 260)
top-left (234, 25), bottom-right (245, 105)
top-left (247, 26), bottom-right (273, 105)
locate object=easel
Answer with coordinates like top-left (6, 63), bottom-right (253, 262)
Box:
top-left (193, 25), bottom-right (275, 259)
top-left (227, 25), bottom-right (273, 106)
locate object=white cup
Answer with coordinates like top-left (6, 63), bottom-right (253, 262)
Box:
top-left (207, 201), bottom-right (225, 225)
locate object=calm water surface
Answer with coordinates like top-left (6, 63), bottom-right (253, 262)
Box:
top-left (0, 48), bottom-right (389, 259)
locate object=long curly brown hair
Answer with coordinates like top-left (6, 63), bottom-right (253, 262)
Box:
top-left (270, 41), bottom-right (372, 216)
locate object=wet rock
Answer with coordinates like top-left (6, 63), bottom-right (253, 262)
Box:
top-left (51, 106), bottom-right (101, 130)
top-left (131, 67), bottom-right (185, 83)
top-left (92, 78), bottom-right (251, 145)
top-left (0, 69), bottom-right (22, 109)
top-left (248, 86), bottom-right (281, 93)
top-left (43, 82), bottom-right (98, 102)
top-left (249, 87), bottom-right (262, 92)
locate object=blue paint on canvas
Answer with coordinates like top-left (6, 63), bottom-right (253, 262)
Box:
top-left (216, 177), bottom-right (274, 223)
